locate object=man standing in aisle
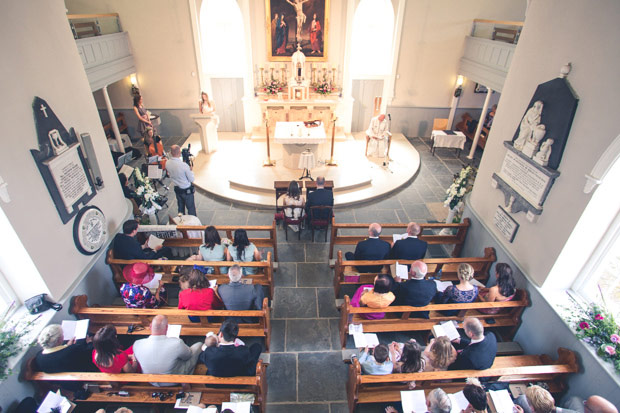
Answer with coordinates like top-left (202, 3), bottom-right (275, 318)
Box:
top-left (166, 145), bottom-right (196, 216)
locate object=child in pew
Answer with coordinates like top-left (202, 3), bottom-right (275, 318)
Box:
top-left (202, 331), bottom-right (245, 351)
top-left (355, 343), bottom-right (394, 375)
top-left (389, 339), bottom-right (426, 389)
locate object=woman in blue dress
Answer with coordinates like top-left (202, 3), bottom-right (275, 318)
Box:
top-left (226, 229), bottom-right (262, 275)
top-left (197, 226), bottom-right (227, 274)
top-left (436, 263), bottom-right (478, 316)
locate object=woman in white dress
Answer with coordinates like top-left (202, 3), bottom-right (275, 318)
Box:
top-left (199, 91), bottom-right (220, 128)
top-left (283, 180), bottom-right (305, 232)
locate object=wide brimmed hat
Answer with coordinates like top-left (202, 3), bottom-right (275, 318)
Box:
top-left (123, 262), bottom-right (155, 285)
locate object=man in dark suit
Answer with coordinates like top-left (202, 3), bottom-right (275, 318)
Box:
top-left (216, 264), bottom-right (264, 323)
top-left (198, 319), bottom-right (262, 377)
top-left (305, 176), bottom-right (333, 220)
top-left (345, 223), bottom-right (391, 273)
top-left (112, 220), bottom-right (172, 260)
top-left (390, 222), bottom-right (428, 264)
top-left (392, 260), bottom-right (437, 318)
top-left (449, 317), bottom-right (497, 370)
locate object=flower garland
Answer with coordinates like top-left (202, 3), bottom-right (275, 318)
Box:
top-left (562, 292), bottom-right (620, 374)
top-left (444, 165), bottom-right (477, 211)
top-left (312, 81), bottom-right (333, 95)
top-left (263, 80), bottom-right (285, 95)
top-left (133, 168), bottom-right (164, 215)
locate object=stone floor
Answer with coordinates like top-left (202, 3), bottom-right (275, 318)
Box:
top-left (104, 135), bottom-right (482, 413)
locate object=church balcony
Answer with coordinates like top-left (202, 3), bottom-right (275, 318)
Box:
top-left (68, 13), bottom-right (136, 92)
top-left (458, 19), bottom-right (522, 93)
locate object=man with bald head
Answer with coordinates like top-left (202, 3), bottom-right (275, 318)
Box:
top-left (166, 144), bottom-right (196, 216)
top-left (390, 222), bottom-right (428, 265)
top-left (345, 223), bottom-right (391, 273)
top-left (133, 315), bottom-right (203, 385)
top-left (449, 316), bottom-right (497, 371)
top-left (391, 260), bottom-right (437, 318)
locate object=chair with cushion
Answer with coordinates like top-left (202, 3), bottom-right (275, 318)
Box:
top-left (432, 118), bottom-right (449, 131)
top-left (309, 206), bottom-right (333, 242)
top-left (283, 206), bottom-right (303, 241)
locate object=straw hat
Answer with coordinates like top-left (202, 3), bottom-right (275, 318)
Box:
top-left (122, 262), bottom-right (154, 285)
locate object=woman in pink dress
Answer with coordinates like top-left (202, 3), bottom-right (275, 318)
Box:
top-left (478, 262), bottom-right (516, 314)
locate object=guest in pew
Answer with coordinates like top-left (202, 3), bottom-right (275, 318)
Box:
top-left (514, 385), bottom-right (577, 413)
top-left (226, 229), bottom-right (262, 275)
top-left (113, 220), bottom-right (172, 260)
top-left (217, 264), bottom-right (264, 323)
top-left (389, 222), bottom-right (428, 265)
top-left (478, 263), bottom-right (516, 315)
top-left (563, 395), bottom-right (617, 413)
top-left (449, 317), bottom-right (497, 371)
top-left (389, 339), bottom-right (425, 389)
top-left (282, 180), bottom-right (305, 232)
top-left (120, 262), bottom-right (166, 308)
top-left (351, 273), bottom-right (395, 319)
top-left (133, 315), bottom-right (203, 386)
top-left (178, 268), bottom-right (223, 322)
top-left (384, 388), bottom-right (452, 413)
top-left (422, 336), bottom-right (457, 372)
top-left (92, 325), bottom-right (139, 374)
top-left (436, 263), bottom-right (479, 316)
top-left (305, 176), bottom-right (333, 221)
top-left (345, 223), bottom-right (391, 273)
top-left (178, 265), bottom-right (192, 291)
top-left (392, 260), bottom-right (437, 318)
top-left (462, 378), bottom-right (488, 413)
top-left (187, 226), bottom-right (228, 274)
top-left (354, 343), bottom-right (393, 375)
top-left (199, 319), bottom-right (262, 377)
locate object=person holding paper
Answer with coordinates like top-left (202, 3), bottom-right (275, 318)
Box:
top-left (144, 130), bottom-right (167, 170)
top-left (514, 385), bottom-right (569, 413)
top-left (217, 264), bottom-right (264, 323)
top-left (351, 274), bottom-right (395, 320)
top-left (178, 268), bottom-right (223, 320)
top-left (92, 325), bottom-right (139, 373)
top-left (226, 229), bottom-right (262, 275)
top-left (436, 263), bottom-right (478, 316)
top-left (389, 222), bottom-right (428, 266)
top-left (188, 226), bottom-right (228, 274)
top-left (392, 261), bottom-right (437, 319)
top-left (345, 223), bottom-right (391, 273)
top-left (120, 262), bottom-right (166, 308)
top-left (385, 388), bottom-right (452, 413)
top-left (133, 315), bottom-right (203, 386)
top-left (113, 220), bottom-right (172, 260)
top-left (390, 339), bottom-right (425, 389)
top-left (356, 343), bottom-right (393, 375)
top-left (462, 379), bottom-right (488, 413)
top-left (449, 317), bottom-right (497, 371)
top-left (478, 263), bottom-right (516, 315)
top-left (422, 336), bottom-right (457, 372)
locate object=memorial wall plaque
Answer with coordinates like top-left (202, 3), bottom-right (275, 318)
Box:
top-left (493, 206), bottom-right (519, 242)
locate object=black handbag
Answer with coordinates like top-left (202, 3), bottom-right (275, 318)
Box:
top-left (24, 294), bottom-right (62, 315)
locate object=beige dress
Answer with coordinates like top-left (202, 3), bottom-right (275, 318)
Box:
top-left (283, 195), bottom-right (305, 231)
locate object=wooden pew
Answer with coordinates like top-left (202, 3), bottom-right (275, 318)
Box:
top-left (333, 247), bottom-right (496, 298)
top-left (162, 221), bottom-right (279, 263)
top-left (107, 250), bottom-right (275, 299)
top-left (337, 289), bottom-right (529, 349)
top-left (24, 359), bottom-right (268, 413)
top-left (346, 348), bottom-right (578, 413)
top-left (328, 218), bottom-right (470, 261)
top-left (70, 295), bottom-right (271, 351)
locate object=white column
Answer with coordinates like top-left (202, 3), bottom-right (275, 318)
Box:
top-left (338, 0), bottom-right (357, 133)
top-left (381, 0), bottom-right (406, 113)
top-left (467, 87), bottom-right (493, 159)
top-left (447, 92), bottom-right (461, 129)
top-left (102, 85), bottom-right (124, 152)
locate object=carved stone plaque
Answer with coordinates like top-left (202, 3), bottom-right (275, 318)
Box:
top-left (499, 149), bottom-right (551, 207)
top-left (493, 206), bottom-right (519, 243)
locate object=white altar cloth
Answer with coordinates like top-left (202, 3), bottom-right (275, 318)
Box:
top-left (274, 122), bottom-right (326, 169)
top-left (431, 130), bottom-right (466, 150)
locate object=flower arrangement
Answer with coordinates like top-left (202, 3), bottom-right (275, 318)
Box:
top-left (263, 80), bottom-right (285, 95)
top-left (562, 292), bottom-right (620, 374)
top-left (312, 81), bottom-right (334, 95)
top-left (133, 168), bottom-right (164, 216)
top-left (444, 165), bottom-right (477, 211)
top-left (0, 303), bottom-right (38, 381)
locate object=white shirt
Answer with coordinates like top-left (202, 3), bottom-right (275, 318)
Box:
top-left (469, 336), bottom-right (484, 345)
top-left (365, 115), bottom-right (389, 140)
top-left (166, 157), bottom-right (194, 189)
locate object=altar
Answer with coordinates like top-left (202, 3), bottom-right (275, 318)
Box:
top-left (274, 121), bottom-right (326, 169)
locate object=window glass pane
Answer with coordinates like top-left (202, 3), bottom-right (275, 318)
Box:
top-left (200, 0), bottom-right (246, 76)
top-left (350, 0), bottom-right (395, 77)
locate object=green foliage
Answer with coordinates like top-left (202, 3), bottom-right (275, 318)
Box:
top-left (0, 303), bottom-right (37, 381)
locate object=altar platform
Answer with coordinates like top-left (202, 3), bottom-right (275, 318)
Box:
top-left (184, 130), bottom-right (420, 208)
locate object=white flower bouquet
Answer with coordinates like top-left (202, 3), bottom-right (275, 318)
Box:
top-left (444, 165), bottom-right (477, 210)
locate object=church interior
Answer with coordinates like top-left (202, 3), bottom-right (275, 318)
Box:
top-left (1, 0), bottom-right (620, 411)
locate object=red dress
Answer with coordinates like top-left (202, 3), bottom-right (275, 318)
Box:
top-left (178, 287), bottom-right (223, 310)
top-left (92, 346), bottom-right (137, 374)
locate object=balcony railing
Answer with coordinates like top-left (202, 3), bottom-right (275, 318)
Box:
top-left (68, 13), bottom-right (122, 39)
top-left (471, 18), bottom-right (523, 45)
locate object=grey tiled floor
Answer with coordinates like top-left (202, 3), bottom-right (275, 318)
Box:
top-left (120, 135), bottom-right (481, 413)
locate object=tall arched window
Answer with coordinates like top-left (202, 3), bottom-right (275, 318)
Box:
top-left (200, 0), bottom-right (246, 76)
top-left (349, 0), bottom-right (395, 77)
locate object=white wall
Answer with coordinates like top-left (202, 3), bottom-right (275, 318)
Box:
top-left (0, 0), bottom-right (128, 300)
top-left (468, 0), bottom-right (620, 286)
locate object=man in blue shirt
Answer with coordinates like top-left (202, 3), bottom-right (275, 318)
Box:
top-left (166, 145), bottom-right (196, 216)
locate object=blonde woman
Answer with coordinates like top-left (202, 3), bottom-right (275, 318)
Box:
top-left (422, 336), bottom-right (457, 372)
top-left (437, 263), bottom-right (478, 316)
top-left (199, 91), bottom-right (220, 128)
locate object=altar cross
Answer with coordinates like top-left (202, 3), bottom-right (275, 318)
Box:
top-left (40, 104), bottom-right (48, 118)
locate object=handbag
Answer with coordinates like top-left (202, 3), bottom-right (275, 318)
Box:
top-left (24, 294), bottom-right (62, 315)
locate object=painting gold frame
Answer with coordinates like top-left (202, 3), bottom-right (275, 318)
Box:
top-left (265, 0), bottom-right (329, 62)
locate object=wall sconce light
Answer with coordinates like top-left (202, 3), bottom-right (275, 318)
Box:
top-left (130, 73), bottom-right (140, 97)
top-left (454, 75), bottom-right (464, 98)
top-left (456, 75), bottom-right (464, 86)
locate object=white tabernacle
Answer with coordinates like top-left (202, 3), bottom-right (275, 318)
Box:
top-left (274, 121), bottom-right (326, 169)
top-left (190, 113), bottom-right (218, 154)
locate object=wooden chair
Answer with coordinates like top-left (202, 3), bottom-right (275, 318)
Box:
top-left (309, 206), bottom-right (333, 242)
top-left (432, 118), bottom-right (449, 131)
top-left (283, 206), bottom-right (303, 241)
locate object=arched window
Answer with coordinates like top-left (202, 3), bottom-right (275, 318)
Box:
top-left (199, 0), bottom-right (246, 77)
top-left (349, 0), bottom-right (395, 77)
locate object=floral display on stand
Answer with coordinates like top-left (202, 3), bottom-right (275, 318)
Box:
top-left (312, 81), bottom-right (334, 96)
top-left (263, 80), bottom-right (286, 96)
top-left (0, 303), bottom-right (38, 381)
top-left (563, 292), bottom-right (620, 374)
top-left (133, 168), bottom-right (164, 219)
top-left (444, 165), bottom-right (477, 223)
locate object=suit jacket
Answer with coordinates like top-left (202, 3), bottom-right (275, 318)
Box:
top-left (353, 237), bottom-right (391, 272)
top-left (113, 233), bottom-right (156, 260)
top-left (449, 333), bottom-right (497, 370)
top-left (392, 278), bottom-right (437, 318)
top-left (217, 282), bottom-right (264, 323)
top-left (199, 344), bottom-right (257, 377)
top-left (390, 236), bottom-right (428, 262)
top-left (305, 188), bottom-right (334, 219)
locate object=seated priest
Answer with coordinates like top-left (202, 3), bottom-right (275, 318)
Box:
top-left (365, 113), bottom-right (391, 159)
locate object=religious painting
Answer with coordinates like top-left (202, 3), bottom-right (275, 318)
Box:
top-left (266, 0), bottom-right (329, 61)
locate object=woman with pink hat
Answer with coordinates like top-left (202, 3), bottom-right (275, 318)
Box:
top-left (120, 262), bottom-right (166, 308)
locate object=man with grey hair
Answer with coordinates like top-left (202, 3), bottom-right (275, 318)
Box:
top-left (427, 388), bottom-right (452, 413)
top-left (390, 221), bottom-right (428, 265)
top-left (345, 222), bottom-right (390, 273)
top-left (449, 316), bottom-right (497, 371)
top-left (133, 315), bottom-right (203, 385)
top-left (217, 264), bottom-right (264, 323)
top-left (392, 260), bottom-right (437, 318)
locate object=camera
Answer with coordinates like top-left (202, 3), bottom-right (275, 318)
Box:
top-left (181, 144), bottom-right (194, 168)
